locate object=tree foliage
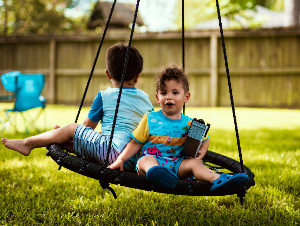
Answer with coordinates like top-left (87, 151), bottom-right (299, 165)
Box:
top-left (174, 0), bottom-right (285, 29)
top-left (0, 0), bottom-right (91, 36)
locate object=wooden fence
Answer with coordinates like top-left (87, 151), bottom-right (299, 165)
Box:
top-left (1, 28), bottom-right (300, 108)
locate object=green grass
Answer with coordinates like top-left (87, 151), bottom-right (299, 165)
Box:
top-left (1, 104), bottom-right (300, 225)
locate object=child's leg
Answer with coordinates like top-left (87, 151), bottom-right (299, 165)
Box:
top-left (1, 123), bottom-right (78, 156)
top-left (138, 155), bottom-right (179, 188)
top-left (136, 155), bottom-right (159, 176)
top-left (53, 125), bottom-right (74, 152)
top-left (177, 159), bottom-right (220, 183)
top-left (178, 159), bottom-right (249, 192)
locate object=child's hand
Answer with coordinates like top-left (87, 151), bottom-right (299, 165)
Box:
top-left (195, 140), bottom-right (209, 160)
top-left (108, 159), bottom-right (124, 171)
top-left (195, 150), bottom-right (204, 159)
top-left (188, 150), bottom-right (203, 159)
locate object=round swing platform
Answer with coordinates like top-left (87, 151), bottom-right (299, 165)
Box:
top-left (46, 144), bottom-right (255, 198)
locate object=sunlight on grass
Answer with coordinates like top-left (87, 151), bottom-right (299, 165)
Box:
top-left (1, 105), bottom-right (300, 225)
top-left (186, 107), bottom-right (300, 130)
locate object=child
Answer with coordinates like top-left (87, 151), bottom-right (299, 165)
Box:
top-left (108, 65), bottom-right (249, 192)
top-left (1, 43), bottom-right (154, 171)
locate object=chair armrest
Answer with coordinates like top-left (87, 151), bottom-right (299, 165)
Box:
top-left (0, 95), bottom-right (15, 100)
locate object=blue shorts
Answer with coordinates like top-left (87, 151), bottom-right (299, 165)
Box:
top-left (136, 155), bottom-right (184, 175)
top-left (73, 124), bottom-right (136, 170)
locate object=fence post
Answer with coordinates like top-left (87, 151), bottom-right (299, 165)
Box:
top-left (48, 39), bottom-right (56, 104)
top-left (210, 34), bottom-right (218, 107)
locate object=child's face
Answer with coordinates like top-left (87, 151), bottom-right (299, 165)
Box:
top-left (156, 79), bottom-right (190, 120)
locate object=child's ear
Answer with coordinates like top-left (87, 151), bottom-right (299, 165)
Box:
top-left (155, 93), bottom-right (160, 103)
top-left (184, 92), bottom-right (191, 103)
top-left (133, 73), bottom-right (141, 83)
top-left (105, 69), bottom-right (112, 79)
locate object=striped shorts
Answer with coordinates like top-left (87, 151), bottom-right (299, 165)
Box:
top-left (73, 124), bottom-right (135, 170)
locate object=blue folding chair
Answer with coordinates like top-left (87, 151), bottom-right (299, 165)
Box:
top-left (1, 73), bottom-right (46, 134)
top-left (0, 71), bottom-right (21, 128)
top-left (0, 71), bottom-right (21, 100)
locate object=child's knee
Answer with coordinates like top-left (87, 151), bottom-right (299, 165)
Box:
top-left (69, 123), bottom-right (79, 130)
top-left (66, 123), bottom-right (79, 137)
top-left (183, 158), bottom-right (201, 164)
top-left (137, 155), bottom-right (159, 175)
top-left (181, 158), bottom-right (203, 171)
top-left (191, 158), bottom-right (202, 165)
top-left (139, 155), bottom-right (158, 165)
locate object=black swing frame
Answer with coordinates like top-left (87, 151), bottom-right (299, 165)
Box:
top-left (46, 0), bottom-right (255, 203)
top-left (46, 144), bottom-right (254, 198)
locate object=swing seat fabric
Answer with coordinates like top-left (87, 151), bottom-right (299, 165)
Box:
top-left (46, 144), bottom-right (255, 197)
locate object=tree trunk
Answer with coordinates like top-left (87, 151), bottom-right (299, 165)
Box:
top-left (4, 0), bottom-right (8, 36)
top-left (285, 0), bottom-right (300, 26)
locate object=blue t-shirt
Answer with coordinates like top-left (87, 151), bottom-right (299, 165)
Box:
top-left (88, 87), bottom-right (154, 153)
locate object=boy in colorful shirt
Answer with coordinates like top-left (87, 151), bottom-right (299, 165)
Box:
top-left (132, 110), bottom-right (207, 173)
top-left (109, 65), bottom-right (249, 192)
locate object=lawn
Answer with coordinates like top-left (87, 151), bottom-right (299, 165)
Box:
top-left (0, 104), bottom-right (299, 225)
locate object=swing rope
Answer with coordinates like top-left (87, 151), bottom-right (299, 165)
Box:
top-left (74, 0), bottom-right (117, 124)
top-left (182, 0), bottom-right (186, 115)
top-left (215, 0), bottom-right (246, 205)
top-left (105, 0), bottom-right (140, 167)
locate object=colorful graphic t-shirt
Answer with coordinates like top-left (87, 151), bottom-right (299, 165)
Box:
top-left (131, 110), bottom-right (208, 160)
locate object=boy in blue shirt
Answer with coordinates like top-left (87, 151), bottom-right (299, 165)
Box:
top-left (109, 65), bottom-right (248, 192)
top-left (1, 43), bottom-right (153, 170)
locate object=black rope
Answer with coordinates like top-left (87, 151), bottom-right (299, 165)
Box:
top-left (182, 0), bottom-right (186, 115)
top-left (74, 0), bottom-right (117, 123)
top-left (215, 0), bottom-right (244, 173)
top-left (182, 0), bottom-right (185, 71)
top-left (99, 181), bottom-right (117, 199)
top-left (105, 0), bottom-right (140, 166)
top-left (216, 0), bottom-right (246, 205)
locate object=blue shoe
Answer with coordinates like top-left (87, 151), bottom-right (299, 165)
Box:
top-left (210, 173), bottom-right (249, 192)
top-left (146, 166), bottom-right (179, 188)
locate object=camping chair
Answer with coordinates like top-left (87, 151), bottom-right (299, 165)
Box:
top-left (0, 73), bottom-right (46, 134)
top-left (0, 71), bottom-right (21, 129)
top-left (0, 71), bottom-right (21, 100)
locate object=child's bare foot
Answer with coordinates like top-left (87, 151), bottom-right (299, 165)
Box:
top-left (1, 138), bottom-right (32, 156)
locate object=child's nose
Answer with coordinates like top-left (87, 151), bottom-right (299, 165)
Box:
top-left (166, 94), bottom-right (172, 100)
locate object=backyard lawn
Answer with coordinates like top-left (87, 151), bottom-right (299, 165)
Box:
top-left (0, 104), bottom-right (299, 225)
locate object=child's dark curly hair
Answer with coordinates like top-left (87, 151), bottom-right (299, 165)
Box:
top-left (156, 65), bottom-right (189, 93)
top-left (106, 42), bottom-right (143, 81)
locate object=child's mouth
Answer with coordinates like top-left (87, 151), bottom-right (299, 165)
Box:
top-left (166, 102), bottom-right (174, 107)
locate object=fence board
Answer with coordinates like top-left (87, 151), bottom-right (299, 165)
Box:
top-left (0, 28), bottom-right (300, 108)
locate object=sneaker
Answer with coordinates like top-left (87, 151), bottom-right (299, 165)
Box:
top-left (146, 165), bottom-right (179, 188)
top-left (210, 173), bottom-right (249, 192)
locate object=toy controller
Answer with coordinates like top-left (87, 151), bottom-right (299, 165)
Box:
top-left (181, 118), bottom-right (210, 158)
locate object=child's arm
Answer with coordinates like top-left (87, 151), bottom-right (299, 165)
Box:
top-left (108, 139), bottom-right (143, 171)
top-left (195, 139), bottom-right (209, 160)
top-left (82, 117), bottom-right (99, 130)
